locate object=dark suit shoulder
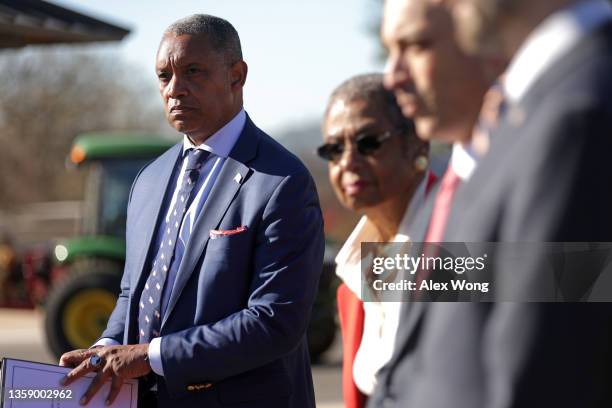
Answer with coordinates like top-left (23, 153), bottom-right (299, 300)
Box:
top-left (544, 58), bottom-right (612, 114)
top-left (250, 128), bottom-right (313, 179)
top-left (523, 22), bottom-right (612, 113)
top-left (136, 143), bottom-right (181, 178)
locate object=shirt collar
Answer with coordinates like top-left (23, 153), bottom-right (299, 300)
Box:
top-left (450, 142), bottom-right (478, 181)
top-left (334, 216), bottom-right (376, 298)
top-left (182, 108), bottom-right (246, 157)
top-left (504, 0), bottom-right (612, 103)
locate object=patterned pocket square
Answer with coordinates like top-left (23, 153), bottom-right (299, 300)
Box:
top-left (209, 226), bottom-right (248, 239)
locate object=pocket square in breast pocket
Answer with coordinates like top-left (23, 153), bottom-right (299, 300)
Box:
top-left (209, 225), bottom-right (248, 239)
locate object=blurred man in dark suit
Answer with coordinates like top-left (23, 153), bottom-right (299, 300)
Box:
top-left (418, 0), bottom-right (612, 407)
top-left (366, 0), bottom-right (495, 406)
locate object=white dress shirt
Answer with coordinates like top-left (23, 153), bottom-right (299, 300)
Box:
top-left (450, 142), bottom-right (478, 182)
top-left (504, 0), bottom-right (612, 103)
top-left (96, 109), bottom-right (246, 376)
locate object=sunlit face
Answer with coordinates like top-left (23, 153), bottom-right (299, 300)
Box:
top-left (323, 97), bottom-right (422, 212)
top-left (381, 0), bottom-right (487, 143)
top-left (156, 34), bottom-right (246, 142)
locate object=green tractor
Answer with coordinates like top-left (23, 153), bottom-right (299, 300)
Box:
top-left (44, 133), bottom-right (337, 360)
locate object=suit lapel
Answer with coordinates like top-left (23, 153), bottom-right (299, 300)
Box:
top-left (383, 300), bottom-right (428, 382)
top-left (123, 144), bottom-right (181, 343)
top-left (410, 183), bottom-right (439, 242)
top-left (161, 116), bottom-right (259, 328)
top-left (130, 144), bottom-right (182, 294)
top-left (384, 183), bottom-right (441, 373)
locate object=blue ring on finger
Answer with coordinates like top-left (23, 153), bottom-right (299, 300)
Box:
top-left (89, 354), bottom-right (104, 369)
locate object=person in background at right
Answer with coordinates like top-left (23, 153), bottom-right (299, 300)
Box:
top-left (367, 0), bottom-right (498, 406)
top-left (401, 0), bottom-right (612, 407)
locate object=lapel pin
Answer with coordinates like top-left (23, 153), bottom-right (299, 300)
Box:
top-left (234, 173), bottom-right (243, 184)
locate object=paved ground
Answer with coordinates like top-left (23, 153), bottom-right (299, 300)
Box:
top-left (0, 308), bottom-right (343, 407)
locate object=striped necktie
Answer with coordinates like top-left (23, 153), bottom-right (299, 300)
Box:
top-left (137, 148), bottom-right (209, 343)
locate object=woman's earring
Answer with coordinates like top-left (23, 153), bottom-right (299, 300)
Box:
top-left (414, 155), bottom-right (429, 172)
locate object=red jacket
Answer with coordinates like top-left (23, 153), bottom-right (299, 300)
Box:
top-left (337, 282), bottom-right (367, 408)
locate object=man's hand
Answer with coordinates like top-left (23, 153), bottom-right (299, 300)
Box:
top-left (59, 347), bottom-right (101, 368)
top-left (59, 344), bottom-right (151, 406)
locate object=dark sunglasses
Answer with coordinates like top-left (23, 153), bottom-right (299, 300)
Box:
top-left (317, 130), bottom-right (395, 162)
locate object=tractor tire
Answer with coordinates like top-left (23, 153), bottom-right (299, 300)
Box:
top-left (307, 261), bottom-right (339, 362)
top-left (44, 261), bottom-right (122, 359)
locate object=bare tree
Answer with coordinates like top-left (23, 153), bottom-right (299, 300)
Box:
top-left (0, 47), bottom-right (168, 208)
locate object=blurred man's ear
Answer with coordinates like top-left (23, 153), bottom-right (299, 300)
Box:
top-left (229, 60), bottom-right (248, 90)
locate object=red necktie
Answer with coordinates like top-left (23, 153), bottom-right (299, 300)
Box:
top-left (414, 167), bottom-right (461, 293)
top-left (425, 167), bottom-right (461, 243)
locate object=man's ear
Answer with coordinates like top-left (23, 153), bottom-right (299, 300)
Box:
top-left (229, 60), bottom-right (248, 90)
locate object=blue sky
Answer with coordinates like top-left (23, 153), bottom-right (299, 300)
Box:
top-left (52, 0), bottom-right (384, 133)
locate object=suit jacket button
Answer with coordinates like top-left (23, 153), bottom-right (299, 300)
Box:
top-left (187, 383), bottom-right (213, 391)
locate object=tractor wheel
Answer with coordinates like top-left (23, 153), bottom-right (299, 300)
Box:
top-left (307, 261), bottom-right (338, 362)
top-left (44, 261), bottom-right (122, 359)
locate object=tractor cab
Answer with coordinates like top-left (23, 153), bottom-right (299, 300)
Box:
top-left (55, 134), bottom-right (175, 263)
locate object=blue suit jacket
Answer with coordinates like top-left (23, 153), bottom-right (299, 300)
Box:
top-left (102, 116), bottom-right (325, 408)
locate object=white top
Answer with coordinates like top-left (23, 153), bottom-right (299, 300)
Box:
top-left (504, 0), bottom-right (612, 103)
top-left (334, 174), bottom-right (430, 395)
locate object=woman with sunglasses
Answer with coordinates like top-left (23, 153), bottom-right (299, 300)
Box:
top-left (319, 74), bottom-right (436, 408)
